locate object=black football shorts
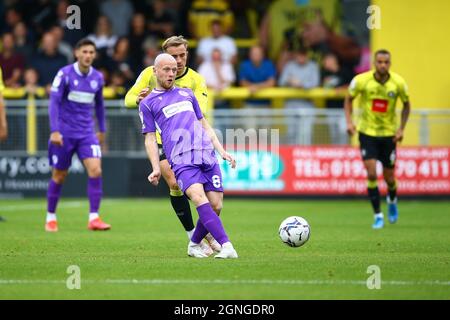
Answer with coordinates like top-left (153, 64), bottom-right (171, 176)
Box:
top-left (358, 132), bottom-right (396, 168)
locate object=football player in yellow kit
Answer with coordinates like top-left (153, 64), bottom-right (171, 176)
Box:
top-left (344, 49), bottom-right (411, 229)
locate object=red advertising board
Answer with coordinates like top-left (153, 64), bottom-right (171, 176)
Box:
top-left (222, 146), bottom-right (450, 195)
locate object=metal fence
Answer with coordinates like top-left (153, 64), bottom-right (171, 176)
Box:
top-left (2, 99), bottom-right (450, 155)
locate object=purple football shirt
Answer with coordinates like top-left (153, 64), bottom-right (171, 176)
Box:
top-left (49, 63), bottom-right (105, 138)
top-left (139, 87), bottom-right (214, 165)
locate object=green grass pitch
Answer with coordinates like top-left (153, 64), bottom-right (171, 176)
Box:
top-left (0, 198), bottom-right (449, 299)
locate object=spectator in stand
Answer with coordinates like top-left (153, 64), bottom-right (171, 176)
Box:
top-left (278, 48), bottom-right (320, 145)
top-left (147, 0), bottom-right (176, 40)
top-left (196, 19), bottom-right (237, 66)
top-left (50, 25), bottom-right (74, 63)
top-left (322, 53), bottom-right (353, 90)
top-left (198, 48), bottom-right (235, 92)
top-left (103, 37), bottom-right (134, 88)
top-left (142, 37), bottom-right (159, 68)
top-left (23, 67), bottom-right (47, 148)
top-left (321, 52), bottom-right (353, 145)
top-left (88, 15), bottom-right (118, 61)
top-left (188, 0), bottom-right (234, 39)
top-left (239, 45), bottom-right (276, 96)
top-left (0, 32), bottom-right (25, 88)
top-left (129, 13), bottom-right (150, 75)
top-left (13, 22), bottom-right (34, 62)
top-left (23, 67), bottom-right (45, 98)
top-left (97, 67), bottom-right (110, 87)
top-left (279, 48), bottom-right (320, 89)
top-left (110, 71), bottom-right (127, 96)
top-left (198, 47), bottom-right (235, 133)
top-left (3, 7), bottom-right (23, 33)
top-left (239, 45), bottom-right (276, 130)
top-left (32, 32), bottom-right (68, 89)
top-left (100, 0), bottom-right (134, 37)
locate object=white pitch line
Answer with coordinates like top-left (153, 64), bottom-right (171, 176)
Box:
top-left (0, 279), bottom-right (449, 286)
top-left (0, 199), bottom-right (125, 212)
top-left (0, 201), bottom-right (84, 212)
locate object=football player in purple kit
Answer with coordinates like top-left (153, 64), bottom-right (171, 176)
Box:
top-left (45, 39), bottom-right (111, 232)
top-left (140, 53), bottom-right (238, 258)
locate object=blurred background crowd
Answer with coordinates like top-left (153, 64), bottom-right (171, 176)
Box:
top-left (0, 0), bottom-right (370, 97)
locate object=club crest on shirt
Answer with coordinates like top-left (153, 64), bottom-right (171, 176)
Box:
top-left (90, 80), bottom-right (98, 90)
top-left (178, 90), bottom-right (189, 97)
top-left (74, 80), bottom-right (79, 86)
top-left (388, 91), bottom-right (395, 98)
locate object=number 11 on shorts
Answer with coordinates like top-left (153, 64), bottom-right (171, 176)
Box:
top-left (90, 145), bottom-right (102, 158)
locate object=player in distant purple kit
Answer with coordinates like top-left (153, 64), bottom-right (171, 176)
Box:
top-left (140, 53), bottom-right (238, 258)
top-left (45, 39), bottom-right (111, 232)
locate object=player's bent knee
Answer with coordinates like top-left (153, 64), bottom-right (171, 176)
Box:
top-left (189, 193), bottom-right (208, 207)
top-left (211, 202), bottom-right (223, 214)
top-left (88, 167), bottom-right (102, 178)
top-left (52, 170), bottom-right (68, 184)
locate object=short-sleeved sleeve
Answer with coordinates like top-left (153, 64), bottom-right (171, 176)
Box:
top-left (348, 75), bottom-right (361, 98)
top-left (139, 101), bottom-right (156, 134)
top-left (50, 69), bottom-right (66, 98)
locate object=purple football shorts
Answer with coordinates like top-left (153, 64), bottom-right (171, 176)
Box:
top-left (172, 150), bottom-right (223, 194)
top-left (48, 135), bottom-right (101, 170)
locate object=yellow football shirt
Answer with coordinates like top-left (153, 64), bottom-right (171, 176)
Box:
top-left (125, 66), bottom-right (209, 144)
top-left (348, 70), bottom-right (409, 137)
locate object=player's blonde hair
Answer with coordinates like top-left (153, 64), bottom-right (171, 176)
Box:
top-left (162, 35), bottom-right (189, 52)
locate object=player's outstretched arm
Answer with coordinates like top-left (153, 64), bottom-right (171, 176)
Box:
top-left (394, 101), bottom-right (411, 143)
top-left (200, 118), bottom-right (236, 168)
top-left (48, 90), bottom-right (64, 146)
top-left (144, 132), bottom-right (161, 185)
top-left (48, 69), bottom-right (66, 146)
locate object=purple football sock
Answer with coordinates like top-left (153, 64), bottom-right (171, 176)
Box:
top-left (192, 203), bottom-right (229, 245)
top-left (88, 177), bottom-right (103, 213)
top-left (47, 179), bottom-right (62, 213)
top-left (191, 220), bottom-right (209, 244)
